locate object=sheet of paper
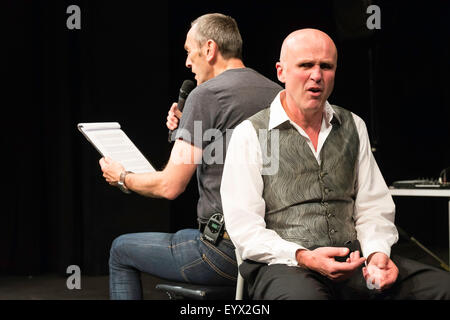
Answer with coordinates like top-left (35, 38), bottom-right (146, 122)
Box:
top-left (78, 122), bottom-right (155, 173)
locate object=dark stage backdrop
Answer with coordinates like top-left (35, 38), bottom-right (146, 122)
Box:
top-left (3, 1), bottom-right (450, 276)
top-left (4, 1), bottom-right (172, 276)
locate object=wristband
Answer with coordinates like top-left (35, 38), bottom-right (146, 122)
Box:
top-left (118, 171), bottom-right (132, 194)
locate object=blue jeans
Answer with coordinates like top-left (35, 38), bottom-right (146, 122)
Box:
top-left (109, 228), bottom-right (238, 299)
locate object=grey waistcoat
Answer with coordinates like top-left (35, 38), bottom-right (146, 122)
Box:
top-left (249, 105), bottom-right (359, 248)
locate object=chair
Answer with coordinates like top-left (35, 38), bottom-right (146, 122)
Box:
top-left (234, 248), bottom-right (244, 300)
top-left (155, 249), bottom-right (245, 300)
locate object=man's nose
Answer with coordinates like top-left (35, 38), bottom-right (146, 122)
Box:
top-left (185, 56), bottom-right (191, 69)
top-left (310, 65), bottom-right (322, 83)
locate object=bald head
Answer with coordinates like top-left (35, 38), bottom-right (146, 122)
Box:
top-left (276, 29), bottom-right (338, 115)
top-left (280, 29), bottom-right (337, 64)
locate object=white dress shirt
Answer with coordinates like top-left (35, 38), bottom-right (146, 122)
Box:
top-left (220, 91), bottom-right (398, 267)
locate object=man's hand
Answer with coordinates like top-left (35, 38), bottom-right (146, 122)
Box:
top-left (99, 157), bottom-right (125, 186)
top-left (363, 252), bottom-right (398, 291)
top-left (296, 247), bottom-right (366, 282)
top-left (166, 102), bottom-right (183, 130)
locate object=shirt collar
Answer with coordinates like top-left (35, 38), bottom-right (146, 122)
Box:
top-left (268, 90), bottom-right (341, 130)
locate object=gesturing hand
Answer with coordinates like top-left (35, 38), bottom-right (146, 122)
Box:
top-left (296, 247), bottom-right (366, 282)
top-left (363, 252), bottom-right (398, 291)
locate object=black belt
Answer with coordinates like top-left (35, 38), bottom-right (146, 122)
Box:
top-left (199, 223), bottom-right (230, 240)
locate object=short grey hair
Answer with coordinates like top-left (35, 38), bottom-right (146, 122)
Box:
top-left (191, 13), bottom-right (243, 60)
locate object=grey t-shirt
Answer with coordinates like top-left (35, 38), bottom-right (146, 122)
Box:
top-left (175, 68), bottom-right (282, 224)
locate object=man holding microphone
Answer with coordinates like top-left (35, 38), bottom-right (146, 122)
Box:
top-left (99, 13), bottom-right (281, 299)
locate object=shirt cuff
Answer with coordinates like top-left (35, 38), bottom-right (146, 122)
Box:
top-left (273, 242), bottom-right (307, 267)
top-left (360, 240), bottom-right (391, 260)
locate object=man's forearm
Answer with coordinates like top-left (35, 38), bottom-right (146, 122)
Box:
top-left (120, 140), bottom-right (198, 199)
top-left (124, 171), bottom-right (178, 199)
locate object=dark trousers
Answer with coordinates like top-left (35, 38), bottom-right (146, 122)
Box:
top-left (240, 253), bottom-right (450, 300)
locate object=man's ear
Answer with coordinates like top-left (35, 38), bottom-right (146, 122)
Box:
top-left (276, 61), bottom-right (286, 83)
top-left (205, 40), bottom-right (218, 63)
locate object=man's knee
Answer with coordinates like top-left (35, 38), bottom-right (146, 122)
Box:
top-left (252, 265), bottom-right (332, 300)
top-left (109, 234), bottom-right (130, 266)
top-left (263, 283), bottom-right (330, 300)
top-left (418, 268), bottom-right (450, 300)
top-left (394, 255), bottom-right (450, 300)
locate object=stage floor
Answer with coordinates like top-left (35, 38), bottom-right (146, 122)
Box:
top-left (0, 240), bottom-right (448, 300)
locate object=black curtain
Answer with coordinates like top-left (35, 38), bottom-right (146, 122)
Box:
top-left (4, 0), bottom-right (450, 277)
top-left (4, 1), bottom-right (171, 276)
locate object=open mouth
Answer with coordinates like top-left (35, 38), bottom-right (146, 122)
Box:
top-left (307, 87), bottom-right (322, 96)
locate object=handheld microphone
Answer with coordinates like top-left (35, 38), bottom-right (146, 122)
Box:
top-left (168, 79), bottom-right (196, 142)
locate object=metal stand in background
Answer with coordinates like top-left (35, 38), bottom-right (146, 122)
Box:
top-left (397, 226), bottom-right (450, 272)
top-left (368, 44), bottom-right (379, 155)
